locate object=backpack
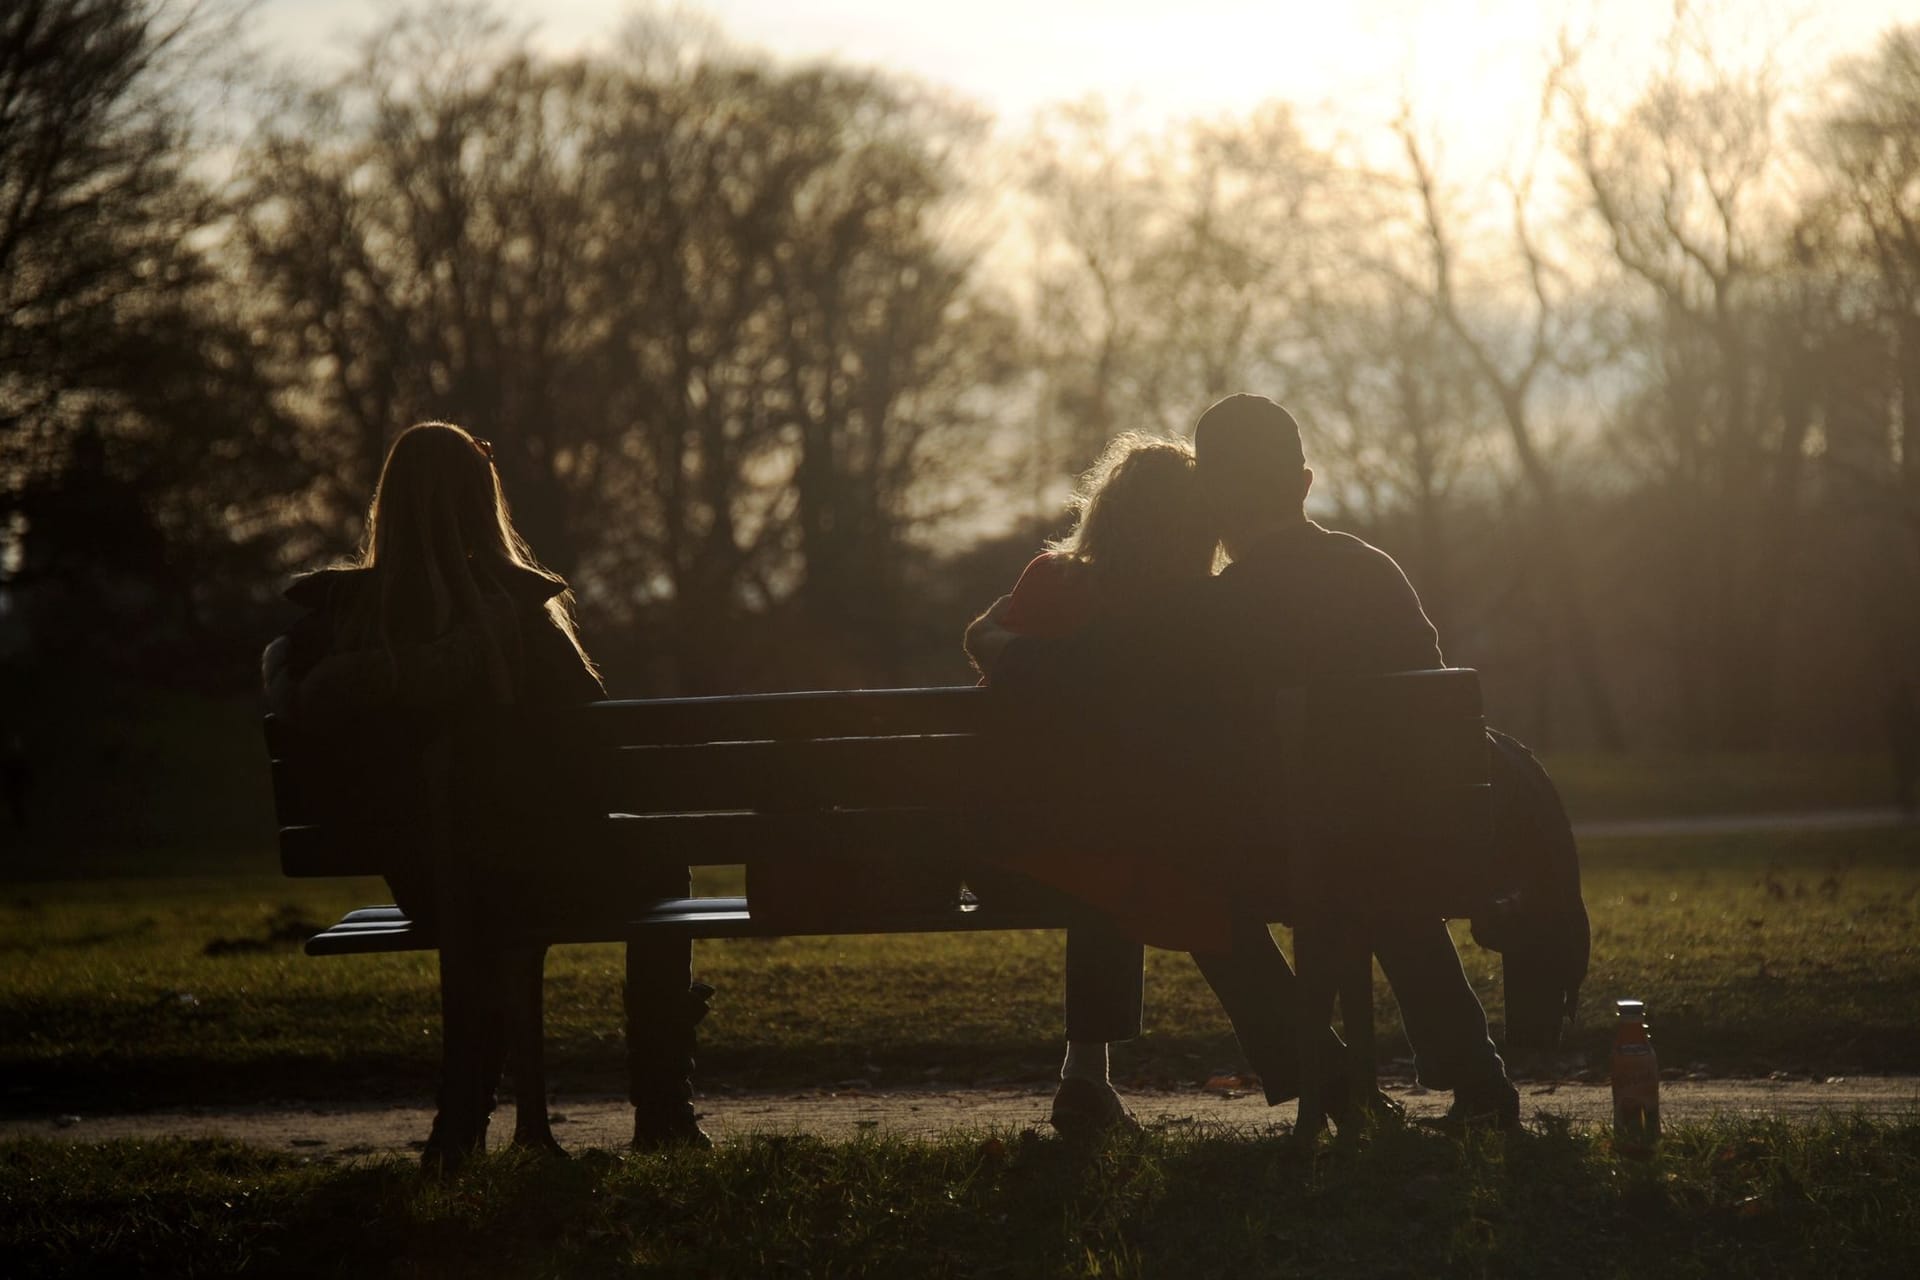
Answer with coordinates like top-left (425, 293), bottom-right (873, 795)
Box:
top-left (1469, 728), bottom-right (1590, 1052)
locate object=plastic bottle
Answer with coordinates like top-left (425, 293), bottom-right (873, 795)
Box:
top-left (1610, 998), bottom-right (1661, 1155)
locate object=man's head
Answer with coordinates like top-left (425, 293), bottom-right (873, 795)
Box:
top-left (1193, 394), bottom-right (1312, 552)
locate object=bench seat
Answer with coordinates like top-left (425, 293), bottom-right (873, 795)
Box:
top-left (303, 896), bottom-right (1106, 955)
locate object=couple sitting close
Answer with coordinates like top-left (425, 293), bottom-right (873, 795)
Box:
top-left (264, 393), bottom-right (1516, 1168)
top-left (964, 393), bottom-right (1517, 1135)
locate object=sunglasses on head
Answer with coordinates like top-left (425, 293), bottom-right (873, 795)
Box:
top-left (471, 437), bottom-right (494, 461)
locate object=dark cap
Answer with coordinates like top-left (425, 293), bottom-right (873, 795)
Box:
top-left (1193, 394), bottom-right (1305, 476)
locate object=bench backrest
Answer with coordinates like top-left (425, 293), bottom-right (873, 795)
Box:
top-left (266, 668), bottom-right (1493, 923)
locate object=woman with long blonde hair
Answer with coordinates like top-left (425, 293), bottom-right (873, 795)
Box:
top-left (970, 434), bottom-right (1219, 1135)
top-left (1003, 432), bottom-right (1219, 636)
top-left (265, 422), bottom-right (708, 1169)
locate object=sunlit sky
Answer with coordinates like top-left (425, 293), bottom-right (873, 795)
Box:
top-left (256, 0), bottom-right (1915, 178)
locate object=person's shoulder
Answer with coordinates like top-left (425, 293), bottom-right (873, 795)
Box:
top-left (1015, 551), bottom-right (1074, 582)
top-left (1314, 524), bottom-right (1380, 554)
top-left (1003, 552), bottom-right (1090, 637)
top-left (1315, 525), bottom-right (1411, 575)
top-left (283, 566), bottom-right (368, 610)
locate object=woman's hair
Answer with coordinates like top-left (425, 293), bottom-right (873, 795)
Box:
top-left (1046, 432), bottom-right (1218, 593)
top-left (341, 421), bottom-right (597, 688)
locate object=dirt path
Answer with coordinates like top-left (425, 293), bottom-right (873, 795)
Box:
top-left (6, 1076), bottom-right (1915, 1157)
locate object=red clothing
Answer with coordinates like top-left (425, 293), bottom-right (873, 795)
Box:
top-left (1001, 553), bottom-right (1097, 638)
top-left (990, 553), bottom-right (1233, 953)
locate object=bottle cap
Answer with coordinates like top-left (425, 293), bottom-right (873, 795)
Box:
top-left (1615, 999), bottom-right (1646, 1018)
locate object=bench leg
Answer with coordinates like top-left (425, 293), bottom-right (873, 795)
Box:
top-left (625, 931), bottom-right (712, 1147)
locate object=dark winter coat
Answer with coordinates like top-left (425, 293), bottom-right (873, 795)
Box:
top-left (261, 564), bottom-right (603, 919)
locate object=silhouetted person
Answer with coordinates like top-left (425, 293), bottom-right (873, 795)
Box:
top-left (969, 394), bottom-right (1519, 1129)
top-left (263, 422), bottom-right (710, 1170)
top-left (1889, 683), bottom-right (1920, 818)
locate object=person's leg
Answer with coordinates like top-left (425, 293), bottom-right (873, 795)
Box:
top-left (959, 865), bottom-right (1145, 1133)
top-left (966, 867), bottom-right (1144, 1065)
top-left (424, 935), bottom-right (502, 1171)
top-left (1371, 915), bottom-right (1516, 1122)
top-left (1053, 920), bottom-right (1145, 1133)
top-left (503, 944), bottom-right (562, 1153)
top-left (418, 739), bottom-right (498, 1172)
top-left (1064, 921), bottom-right (1146, 1045)
top-left (1190, 916), bottom-right (1348, 1106)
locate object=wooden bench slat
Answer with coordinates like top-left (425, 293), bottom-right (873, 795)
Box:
top-left (555, 687), bottom-right (1008, 747)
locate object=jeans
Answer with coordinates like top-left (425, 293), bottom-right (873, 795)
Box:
top-left (1065, 912), bottom-right (1507, 1101)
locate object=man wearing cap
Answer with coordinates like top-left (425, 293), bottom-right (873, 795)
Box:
top-left (966, 393), bottom-right (1520, 1133)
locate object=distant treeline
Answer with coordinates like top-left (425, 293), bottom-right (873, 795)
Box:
top-left (5, 0), bottom-right (1920, 751)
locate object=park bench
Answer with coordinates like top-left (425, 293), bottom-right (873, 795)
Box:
top-left (264, 667), bottom-right (1496, 1134)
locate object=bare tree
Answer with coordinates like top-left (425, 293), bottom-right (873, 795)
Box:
top-left (239, 8), bottom-right (1008, 690)
top-left (1397, 115), bottom-right (1628, 749)
top-left (1019, 101), bottom-right (1171, 468)
top-left (1, 0), bottom-right (299, 667)
top-left (1813, 25), bottom-right (1920, 540)
top-left (1290, 258), bottom-right (1495, 635)
top-left (1017, 101), bottom-right (1335, 471)
top-left (1557, 17), bottom-right (1808, 748)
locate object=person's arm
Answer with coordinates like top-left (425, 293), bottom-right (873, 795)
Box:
top-left (964, 595), bottom-right (1017, 678)
top-left (980, 615), bottom-right (1110, 700)
top-left (968, 553), bottom-right (1096, 679)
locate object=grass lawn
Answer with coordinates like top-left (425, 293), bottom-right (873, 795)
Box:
top-left (1543, 751), bottom-right (1894, 822)
top-left (6, 727), bottom-right (1920, 1276)
top-left (5, 826), bottom-right (1918, 1115)
top-left (7, 1117), bottom-right (1920, 1278)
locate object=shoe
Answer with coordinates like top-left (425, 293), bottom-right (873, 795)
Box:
top-left (1048, 1077), bottom-right (1139, 1141)
top-left (510, 1128), bottom-right (569, 1159)
top-left (1327, 1077), bottom-right (1407, 1127)
top-left (632, 1103), bottom-right (714, 1152)
top-left (1433, 1081), bottom-right (1522, 1133)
